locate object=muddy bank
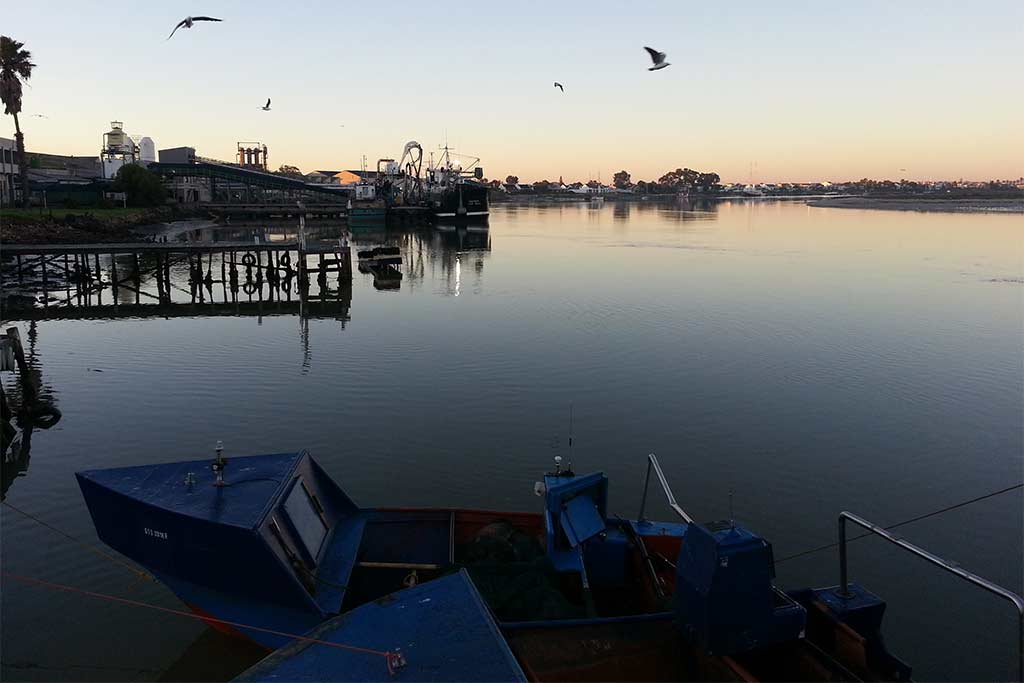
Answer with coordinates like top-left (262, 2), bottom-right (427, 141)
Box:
top-left (806, 197), bottom-right (1024, 213)
top-left (0, 206), bottom-right (208, 244)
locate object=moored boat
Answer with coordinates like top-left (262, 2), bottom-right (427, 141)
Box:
top-left (236, 570), bottom-right (527, 682)
top-left (77, 448), bottom-right (922, 680)
top-left (426, 146), bottom-right (489, 222)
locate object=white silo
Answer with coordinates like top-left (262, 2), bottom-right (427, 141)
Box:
top-left (101, 121), bottom-right (140, 179)
top-left (139, 137), bottom-right (156, 164)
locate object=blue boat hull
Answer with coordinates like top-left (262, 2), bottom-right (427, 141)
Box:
top-left (76, 451), bottom-right (364, 649)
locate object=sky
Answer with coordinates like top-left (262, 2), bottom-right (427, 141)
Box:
top-left (5, 1), bottom-right (1023, 183)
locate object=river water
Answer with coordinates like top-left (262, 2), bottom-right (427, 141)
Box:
top-left (1, 199), bottom-right (1021, 682)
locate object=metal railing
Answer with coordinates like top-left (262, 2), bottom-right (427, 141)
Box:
top-left (837, 510), bottom-right (1024, 682)
top-left (637, 453), bottom-right (693, 524)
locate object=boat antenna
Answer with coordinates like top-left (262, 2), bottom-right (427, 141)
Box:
top-left (728, 487), bottom-right (734, 528)
top-left (567, 403), bottom-right (574, 474)
top-left (212, 440), bottom-right (226, 487)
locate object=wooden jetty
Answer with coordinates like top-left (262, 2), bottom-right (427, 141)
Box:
top-left (1, 240), bottom-right (351, 315)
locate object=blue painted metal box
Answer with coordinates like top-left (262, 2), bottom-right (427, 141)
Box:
top-left (675, 521), bottom-right (806, 656)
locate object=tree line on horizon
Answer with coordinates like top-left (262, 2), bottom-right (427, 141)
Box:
top-left (272, 163), bottom-right (724, 195)
top-left (497, 168), bottom-right (722, 194)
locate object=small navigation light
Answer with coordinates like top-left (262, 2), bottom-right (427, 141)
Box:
top-left (554, 455), bottom-right (563, 474)
top-left (212, 440), bottom-right (226, 487)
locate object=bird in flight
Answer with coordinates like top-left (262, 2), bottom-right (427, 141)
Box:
top-left (167, 16), bottom-right (222, 40)
top-left (29, 113), bottom-right (49, 119)
top-left (554, 82), bottom-right (564, 92)
top-left (261, 98), bottom-right (272, 111)
top-left (644, 47), bottom-right (670, 71)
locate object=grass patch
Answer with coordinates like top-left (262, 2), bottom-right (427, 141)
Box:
top-left (1, 207), bottom-right (151, 219)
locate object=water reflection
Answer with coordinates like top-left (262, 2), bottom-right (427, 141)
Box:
top-left (1, 322), bottom-right (61, 500)
top-left (0, 220), bottom-right (498, 320)
top-left (161, 220), bottom-right (346, 245)
top-left (158, 628), bottom-right (267, 682)
top-left (0, 202), bottom-right (1021, 683)
top-left (345, 225), bottom-right (491, 297)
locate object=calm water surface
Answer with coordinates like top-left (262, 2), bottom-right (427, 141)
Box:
top-left (2, 200), bottom-right (1021, 681)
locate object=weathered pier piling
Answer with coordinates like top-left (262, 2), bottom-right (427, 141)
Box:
top-left (1, 240), bottom-right (352, 316)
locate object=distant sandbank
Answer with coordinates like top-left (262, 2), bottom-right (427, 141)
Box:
top-left (806, 197), bottom-right (1024, 213)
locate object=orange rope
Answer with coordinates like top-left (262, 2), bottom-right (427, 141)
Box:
top-left (2, 572), bottom-right (405, 674)
top-left (1, 501), bottom-right (152, 581)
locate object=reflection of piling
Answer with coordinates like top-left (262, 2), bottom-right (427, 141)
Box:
top-left (3, 328), bottom-right (36, 405)
top-left (0, 383), bottom-right (13, 451)
top-left (1, 327), bottom-right (61, 460)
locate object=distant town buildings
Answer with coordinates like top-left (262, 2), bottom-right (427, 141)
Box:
top-left (4, 115), bottom-right (1021, 207)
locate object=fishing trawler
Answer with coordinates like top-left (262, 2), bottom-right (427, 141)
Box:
top-left (76, 444), bottom-right (959, 681)
top-left (425, 146), bottom-right (489, 221)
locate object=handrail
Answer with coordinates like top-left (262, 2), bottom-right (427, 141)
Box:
top-left (638, 453), bottom-right (693, 524)
top-left (838, 510), bottom-right (1024, 682)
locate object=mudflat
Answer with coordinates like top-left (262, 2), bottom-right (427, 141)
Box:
top-left (807, 197), bottom-right (1024, 213)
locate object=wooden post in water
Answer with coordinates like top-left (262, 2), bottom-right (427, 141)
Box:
top-left (40, 257), bottom-right (48, 307)
top-left (155, 253), bottom-right (165, 303)
top-left (72, 254), bottom-right (81, 304)
top-left (110, 254), bottom-right (119, 306)
top-left (64, 253), bottom-right (71, 300)
top-left (16, 255), bottom-right (23, 284)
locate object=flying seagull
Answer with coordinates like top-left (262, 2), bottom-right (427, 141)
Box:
top-left (554, 82), bottom-right (564, 92)
top-left (167, 16), bottom-right (222, 40)
top-left (261, 98), bottom-right (271, 111)
top-left (644, 46), bottom-right (670, 71)
top-left (29, 114), bottom-right (49, 119)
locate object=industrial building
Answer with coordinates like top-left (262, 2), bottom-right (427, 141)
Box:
top-left (0, 137), bottom-right (19, 206)
top-left (158, 147), bottom-right (197, 165)
top-left (157, 147), bottom-right (209, 202)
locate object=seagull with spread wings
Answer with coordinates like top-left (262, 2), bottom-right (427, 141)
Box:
top-left (261, 98), bottom-right (271, 111)
top-left (554, 82), bottom-right (564, 92)
top-left (167, 16), bottom-right (222, 40)
top-left (644, 47), bottom-right (670, 71)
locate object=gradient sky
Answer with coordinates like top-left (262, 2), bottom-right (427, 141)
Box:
top-left (6, 1), bottom-right (1023, 183)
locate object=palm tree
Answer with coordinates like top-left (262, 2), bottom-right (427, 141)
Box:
top-left (1, 36), bottom-right (35, 207)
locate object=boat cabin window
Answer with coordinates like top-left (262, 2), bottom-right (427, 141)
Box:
top-left (283, 480), bottom-right (328, 562)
